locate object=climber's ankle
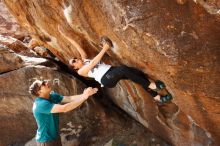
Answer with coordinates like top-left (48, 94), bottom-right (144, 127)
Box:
top-left (148, 82), bottom-right (157, 90)
top-left (154, 95), bottom-right (161, 101)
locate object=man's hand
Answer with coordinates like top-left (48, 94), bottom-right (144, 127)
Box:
top-left (52, 87), bottom-right (98, 113)
top-left (83, 87), bottom-right (98, 99)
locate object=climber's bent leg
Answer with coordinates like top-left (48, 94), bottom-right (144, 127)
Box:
top-left (101, 67), bottom-right (127, 88)
top-left (116, 65), bottom-right (151, 91)
top-left (101, 65), bottom-right (150, 88)
top-left (101, 66), bottom-right (173, 103)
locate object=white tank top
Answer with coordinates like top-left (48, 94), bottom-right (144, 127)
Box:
top-left (84, 59), bottom-right (111, 86)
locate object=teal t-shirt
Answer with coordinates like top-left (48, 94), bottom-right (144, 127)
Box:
top-left (33, 91), bottom-right (63, 142)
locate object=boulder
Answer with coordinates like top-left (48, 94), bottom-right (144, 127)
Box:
top-left (0, 65), bottom-right (168, 146)
top-left (3, 0), bottom-right (220, 145)
top-left (0, 46), bottom-right (168, 145)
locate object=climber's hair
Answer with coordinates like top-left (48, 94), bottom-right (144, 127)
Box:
top-left (29, 80), bottom-right (45, 96)
top-left (69, 58), bottom-right (77, 65)
top-left (69, 58), bottom-right (80, 70)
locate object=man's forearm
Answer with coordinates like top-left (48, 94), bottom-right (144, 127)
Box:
top-left (63, 94), bottom-right (86, 103)
top-left (63, 94), bottom-right (88, 112)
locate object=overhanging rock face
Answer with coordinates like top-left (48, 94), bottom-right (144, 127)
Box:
top-left (3, 0), bottom-right (220, 145)
top-left (0, 48), bottom-right (168, 146)
top-left (0, 1), bottom-right (28, 38)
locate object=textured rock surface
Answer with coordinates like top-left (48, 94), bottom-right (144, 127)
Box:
top-left (0, 62), bottom-right (168, 146)
top-left (0, 0), bottom-right (28, 38)
top-left (0, 35), bottom-right (41, 58)
top-left (0, 45), bottom-right (24, 73)
top-left (3, 0), bottom-right (220, 145)
top-left (0, 35), bottom-right (29, 53)
top-left (0, 44), bottom-right (48, 73)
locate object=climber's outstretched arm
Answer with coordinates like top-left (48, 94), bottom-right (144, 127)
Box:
top-left (78, 44), bottom-right (110, 76)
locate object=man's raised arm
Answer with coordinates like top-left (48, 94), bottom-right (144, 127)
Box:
top-left (51, 87), bottom-right (98, 113)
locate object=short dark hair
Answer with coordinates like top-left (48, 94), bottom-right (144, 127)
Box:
top-left (29, 80), bottom-right (44, 96)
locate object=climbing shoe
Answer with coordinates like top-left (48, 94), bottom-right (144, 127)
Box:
top-left (155, 80), bottom-right (166, 91)
top-left (100, 36), bottom-right (114, 48)
top-left (158, 93), bottom-right (173, 104)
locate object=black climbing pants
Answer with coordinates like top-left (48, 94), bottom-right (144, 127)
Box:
top-left (101, 65), bottom-right (158, 97)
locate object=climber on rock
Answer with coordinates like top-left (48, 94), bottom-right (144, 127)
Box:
top-left (29, 79), bottom-right (98, 146)
top-left (60, 30), bottom-right (172, 103)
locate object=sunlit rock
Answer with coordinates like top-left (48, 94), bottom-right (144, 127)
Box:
top-left (3, 0), bottom-right (220, 145)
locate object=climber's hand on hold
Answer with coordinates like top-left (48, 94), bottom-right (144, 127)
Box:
top-left (103, 43), bottom-right (111, 51)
